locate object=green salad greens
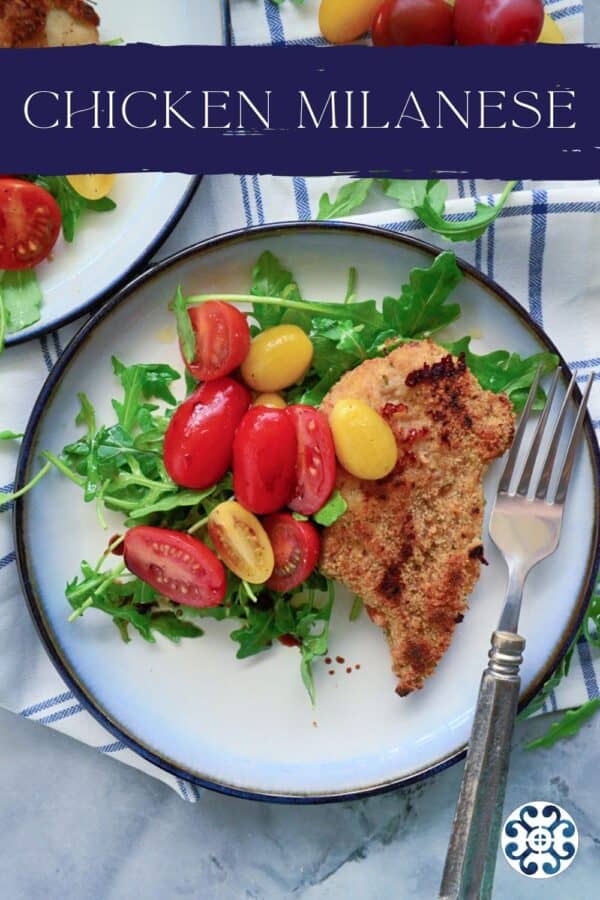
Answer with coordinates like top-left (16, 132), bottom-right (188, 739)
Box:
top-left (318, 179), bottom-right (517, 243)
top-left (2, 249), bottom-right (561, 704)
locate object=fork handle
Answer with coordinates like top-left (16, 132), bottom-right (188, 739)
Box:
top-left (439, 631), bottom-right (526, 900)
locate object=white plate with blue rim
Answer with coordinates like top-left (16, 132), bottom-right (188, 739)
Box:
top-left (14, 223), bottom-right (600, 801)
top-left (5, 0), bottom-right (229, 345)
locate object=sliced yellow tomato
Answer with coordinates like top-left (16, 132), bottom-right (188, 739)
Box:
top-left (66, 174), bottom-right (116, 201)
top-left (207, 501), bottom-right (274, 584)
top-left (330, 398), bottom-right (397, 480)
top-left (537, 14), bottom-right (565, 44)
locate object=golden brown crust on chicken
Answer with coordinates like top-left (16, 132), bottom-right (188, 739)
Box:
top-left (320, 340), bottom-right (515, 696)
top-left (0, 0), bottom-right (99, 48)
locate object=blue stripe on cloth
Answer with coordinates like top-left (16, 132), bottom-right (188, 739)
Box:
top-left (592, 419), bottom-right (600, 430)
top-left (256, 36), bottom-right (330, 47)
top-left (293, 176), bottom-right (311, 220)
top-left (551, 4), bottom-right (584, 21)
top-left (252, 175), bottom-right (265, 224)
top-left (0, 550), bottom-right (16, 570)
top-left (263, 0), bottom-right (285, 45)
top-left (569, 357), bottom-right (600, 370)
top-left (528, 189), bottom-right (548, 327)
top-left (39, 334), bottom-right (53, 373)
top-left (177, 778), bottom-right (200, 802)
top-left (21, 690), bottom-right (74, 718)
top-left (576, 636), bottom-right (600, 699)
top-left (239, 175), bottom-right (253, 228)
top-left (96, 740), bottom-right (126, 753)
top-left (51, 330), bottom-right (63, 359)
top-left (37, 703), bottom-right (83, 726)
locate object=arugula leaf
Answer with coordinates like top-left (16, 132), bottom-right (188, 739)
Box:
top-left (525, 699), bottom-right (600, 751)
top-left (251, 251), bottom-right (302, 329)
top-left (318, 179), bottom-right (375, 220)
top-left (111, 357), bottom-right (179, 431)
top-left (446, 337), bottom-right (558, 411)
top-left (414, 181), bottom-right (517, 243)
top-left (74, 393), bottom-right (101, 503)
top-left (382, 179), bottom-right (448, 215)
top-left (317, 178), bottom-right (517, 244)
top-left (0, 430), bottom-right (22, 440)
top-left (313, 490), bottom-right (347, 527)
top-left (66, 565), bottom-right (203, 643)
top-left (0, 269), bottom-right (42, 335)
top-left (231, 608), bottom-right (276, 659)
top-left (172, 285), bottom-right (196, 366)
top-left (382, 250), bottom-right (462, 339)
top-left (33, 176), bottom-right (116, 243)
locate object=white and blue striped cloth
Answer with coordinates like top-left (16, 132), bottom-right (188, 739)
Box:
top-left (0, 0), bottom-right (596, 801)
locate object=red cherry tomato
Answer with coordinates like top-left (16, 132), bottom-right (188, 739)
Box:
top-left (185, 301), bottom-right (251, 381)
top-left (0, 178), bottom-right (61, 270)
top-left (163, 378), bottom-right (250, 490)
top-left (263, 513), bottom-right (321, 593)
top-left (372, 0), bottom-right (455, 47)
top-left (233, 407), bottom-right (297, 515)
top-left (454, 0), bottom-right (543, 45)
top-left (124, 526), bottom-right (226, 607)
top-left (286, 405), bottom-right (336, 516)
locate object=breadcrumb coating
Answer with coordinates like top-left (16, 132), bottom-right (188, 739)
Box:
top-left (320, 340), bottom-right (515, 696)
top-left (0, 0), bottom-right (99, 48)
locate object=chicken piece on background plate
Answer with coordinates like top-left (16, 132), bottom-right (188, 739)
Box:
top-left (320, 339), bottom-right (515, 696)
top-left (0, 0), bottom-right (99, 48)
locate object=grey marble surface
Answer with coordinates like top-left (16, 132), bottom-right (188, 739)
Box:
top-left (3, 7), bottom-right (600, 898)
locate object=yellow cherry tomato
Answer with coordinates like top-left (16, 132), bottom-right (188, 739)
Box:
top-left (207, 501), bottom-right (274, 584)
top-left (66, 174), bottom-right (116, 201)
top-left (241, 325), bottom-right (314, 393)
top-left (329, 398), bottom-right (397, 480)
top-left (319, 0), bottom-right (383, 44)
top-left (253, 392), bottom-right (286, 409)
top-left (537, 14), bottom-right (565, 44)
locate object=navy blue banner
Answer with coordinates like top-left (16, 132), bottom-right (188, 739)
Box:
top-left (0, 44), bottom-right (596, 177)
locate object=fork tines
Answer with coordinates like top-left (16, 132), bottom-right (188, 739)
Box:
top-left (498, 367), bottom-right (595, 504)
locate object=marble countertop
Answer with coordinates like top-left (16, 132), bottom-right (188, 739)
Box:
top-left (3, 7), bottom-right (600, 897)
top-left (2, 706), bottom-right (599, 899)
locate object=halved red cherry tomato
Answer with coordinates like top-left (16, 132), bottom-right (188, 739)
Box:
top-left (164, 378), bottom-right (250, 489)
top-left (454, 0), bottom-right (543, 45)
top-left (286, 405), bottom-right (336, 516)
top-left (124, 525), bottom-right (226, 607)
top-left (0, 178), bottom-right (61, 270)
top-left (233, 407), bottom-right (297, 515)
top-left (372, 0), bottom-right (455, 47)
top-left (263, 513), bottom-right (321, 593)
top-left (185, 301), bottom-right (250, 381)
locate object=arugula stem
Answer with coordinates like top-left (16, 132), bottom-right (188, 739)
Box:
top-left (42, 451), bottom-right (85, 487)
top-left (187, 515), bottom-right (209, 535)
top-left (68, 560), bottom-right (126, 619)
top-left (0, 461), bottom-right (52, 505)
top-left (68, 597), bottom-right (94, 622)
top-left (185, 294), bottom-right (354, 317)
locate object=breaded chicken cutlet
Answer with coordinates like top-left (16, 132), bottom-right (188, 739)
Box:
top-left (0, 0), bottom-right (99, 48)
top-left (320, 340), bottom-right (515, 696)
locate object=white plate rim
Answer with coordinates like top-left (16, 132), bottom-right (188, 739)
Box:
top-left (13, 222), bottom-right (600, 804)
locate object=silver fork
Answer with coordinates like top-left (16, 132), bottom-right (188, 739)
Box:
top-left (439, 367), bottom-right (595, 900)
